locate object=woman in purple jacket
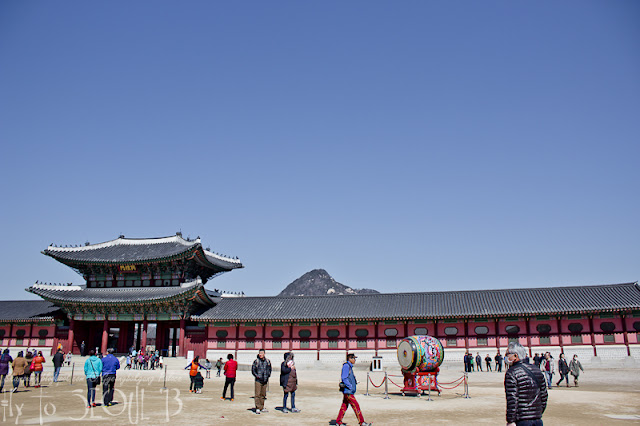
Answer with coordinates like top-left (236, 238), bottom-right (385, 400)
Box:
top-left (0, 349), bottom-right (13, 392)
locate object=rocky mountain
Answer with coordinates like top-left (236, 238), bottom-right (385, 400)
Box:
top-left (278, 269), bottom-right (379, 297)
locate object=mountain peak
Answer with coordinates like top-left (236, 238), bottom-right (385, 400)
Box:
top-left (278, 269), bottom-right (379, 297)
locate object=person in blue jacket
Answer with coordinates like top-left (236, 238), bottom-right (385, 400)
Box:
top-left (101, 348), bottom-right (120, 406)
top-left (84, 350), bottom-right (103, 408)
top-left (334, 353), bottom-right (371, 426)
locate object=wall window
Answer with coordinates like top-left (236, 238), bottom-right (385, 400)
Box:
top-left (446, 338), bottom-right (457, 346)
top-left (386, 338), bottom-right (397, 348)
top-left (38, 330), bottom-right (48, 346)
top-left (568, 323), bottom-right (583, 333)
top-left (571, 335), bottom-right (582, 344)
top-left (477, 337), bottom-right (488, 346)
top-left (357, 340), bottom-right (367, 348)
top-left (536, 324), bottom-right (552, 334)
top-left (246, 341), bottom-right (255, 348)
top-left (271, 330), bottom-right (284, 339)
top-left (600, 322), bottom-right (616, 333)
top-left (384, 328), bottom-right (398, 337)
top-left (355, 329), bottom-right (369, 338)
top-left (217, 340), bottom-right (226, 348)
top-left (216, 330), bottom-right (229, 338)
top-left (329, 340), bottom-right (338, 348)
top-left (539, 336), bottom-right (551, 345)
top-left (327, 329), bottom-right (340, 338)
top-left (273, 341), bottom-right (282, 348)
top-left (474, 326), bottom-right (489, 335)
top-left (508, 336), bottom-right (518, 343)
top-left (414, 327), bottom-right (428, 335)
top-left (245, 329), bottom-right (256, 348)
top-left (298, 330), bottom-right (312, 338)
top-left (603, 334), bottom-right (615, 343)
top-left (505, 325), bottom-right (520, 335)
top-left (444, 327), bottom-right (458, 336)
top-left (300, 340), bottom-right (310, 349)
top-left (633, 321), bottom-right (640, 332)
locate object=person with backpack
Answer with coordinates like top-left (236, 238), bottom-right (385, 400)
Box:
top-left (0, 349), bottom-right (13, 392)
top-left (334, 353), bottom-right (371, 426)
top-left (504, 342), bottom-right (548, 426)
top-left (215, 358), bottom-right (223, 377)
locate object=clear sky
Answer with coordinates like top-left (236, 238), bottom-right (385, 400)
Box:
top-left (1, 1), bottom-right (638, 300)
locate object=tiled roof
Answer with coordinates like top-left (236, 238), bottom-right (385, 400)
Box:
top-left (27, 279), bottom-right (216, 306)
top-left (194, 282), bottom-right (640, 321)
top-left (43, 234), bottom-right (242, 270)
top-left (0, 300), bottom-right (62, 322)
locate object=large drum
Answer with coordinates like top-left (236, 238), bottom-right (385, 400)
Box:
top-left (397, 335), bottom-right (444, 374)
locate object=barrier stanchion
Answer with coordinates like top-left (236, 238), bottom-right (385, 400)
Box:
top-left (365, 371), bottom-right (370, 396)
top-left (426, 375), bottom-right (432, 401)
top-left (70, 362), bottom-right (74, 385)
top-left (384, 371), bottom-right (389, 399)
top-left (463, 372), bottom-right (470, 398)
top-left (162, 365), bottom-right (167, 390)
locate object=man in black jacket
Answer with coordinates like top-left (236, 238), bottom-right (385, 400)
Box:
top-left (52, 349), bottom-right (64, 383)
top-left (504, 342), bottom-right (547, 426)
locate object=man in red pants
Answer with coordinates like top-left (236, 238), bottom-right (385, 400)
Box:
top-left (334, 353), bottom-right (371, 426)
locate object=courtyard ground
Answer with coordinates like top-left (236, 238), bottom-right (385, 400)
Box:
top-left (1, 364), bottom-right (639, 425)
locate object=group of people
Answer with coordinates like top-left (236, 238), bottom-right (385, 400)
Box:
top-left (83, 348), bottom-right (121, 408)
top-left (464, 351), bottom-right (510, 372)
top-left (533, 351), bottom-right (584, 389)
top-left (184, 349), bottom-right (370, 426)
top-left (0, 348), bottom-right (47, 392)
top-left (125, 348), bottom-right (163, 370)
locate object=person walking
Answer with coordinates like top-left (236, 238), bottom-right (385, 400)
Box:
top-left (11, 351), bottom-right (28, 393)
top-left (252, 349), bottom-right (272, 414)
top-left (556, 353), bottom-right (570, 387)
top-left (540, 353), bottom-right (554, 389)
top-left (476, 353), bottom-right (483, 372)
top-left (0, 349), bottom-right (13, 392)
top-left (24, 351), bottom-right (34, 387)
top-left (204, 359), bottom-right (212, 379)
top-left (485, 354), bottom-right (492, 371)
top-left (569, 354), bottom-right (584, 387)
top-left (101, 348), bottom-right (120, 406)
top-left (53, 349), bottom-right (64, 383)
top-left (185, 356), bottom-right (207, 393)
top-left (80, 341), bottom-right (86, 357)
top-left (66, 351), bottom-right (72, 366)
top-left (32, 351), bottom-right (46, 387)
top-left (469, 353), bottom-right (475, 372)
top-left (216, 358), bottom-right (223, 377)
top-left (221, 353), bottom-right (237, 401)
top-left (504, 342), bottom-right (548, 426)
top-left (335, 353), bottom-right (370, 426)
top-left (495, 352), bottom-right (503, 373)
top-left (280, 352), bottom-right (300, 413)
top-left (84, 350), bottom-right (103, 408)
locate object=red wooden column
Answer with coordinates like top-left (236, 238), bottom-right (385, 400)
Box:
top-left (525, 317), bottom-right (532, 357)
top-left (67, 319), bottom-right (74, 353)
top-left (621, 313), bottom-right (630, 356)
top-left (101, 320), bottom-right (109, 354)
top-left (234, 323), bottom-right (240, 360)
top-left (140, 320), bottom-right (148, 353)
top-left (588, 315), bottom-right (597, 356)
top-left (8, 323), bottom-right (13, 348)
top-left (495, 318), bottom-right (501, 352)
top-left (464, 319), bottom-right (469, 351)
top-left (374, 321), bottom-right (379, 357)
top-left (345, 322), bottom-right (350, 354)
top-left (289, 323), bottom-right (294, 351)
top-left (29, 323), bottom-right (34, 348)
top-left (556, 316), bottom-right (564, 353)
top-left (316, 322), bottom-right (321, 361)
top-left (178, 318), bottom-right (186, 357)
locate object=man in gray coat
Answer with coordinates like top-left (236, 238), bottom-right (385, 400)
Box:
top-left (251, 349), bottom-right (272, 414)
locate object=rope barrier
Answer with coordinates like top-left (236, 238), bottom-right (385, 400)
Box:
top-left (387, 377), bottom-right (404, 388)
top-left (368, 376), bottom-right (386, 388)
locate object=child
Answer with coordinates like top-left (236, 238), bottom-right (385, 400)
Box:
top-left (193, 371), bottom-right (204, 394)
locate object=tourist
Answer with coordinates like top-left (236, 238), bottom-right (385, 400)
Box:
top-left (185, 355), bottom-right (207, 393)
top-left (221, 353), bottom-right (237, 401)
top-left (463, 353), bottom-right (470, 372)
top-left (193, 371), bottom-right (205, 393)
top-left (495, 352), bottom-right (503, 373)
top-left (32, 351), bottom-right (46, 387)
top-left (216, 358), bottom-right (223, 377)
top-left (84, 350), bottom-right (102, 407)
top-left (569, 354), bottom-right (584, 387)
top-left (540, 352), bottom-right (554, 389)
top-left (485, 354), bottom-right (492, 371)
top-left (533, 353), bottom-right (541, 368)
top-left (102, 348), bottom-right (120, 406)
top-left (158, 355), bottom-right (164, 369)
top-left (280, 352), bottom-right (300, 413)
top-left (469, 352), bottom-right (475, 372)
top-left (0, 349), bottom-right (13, 392)
top-left (252, 349), bottom-right (272, 414)
top-left (125, 354), bottom-right (132, 370)
top-left (204, 359), bottom-right (212, 379)
top-left (556, 353), bottom-right (570, 387)
top-left (475, 352), bottom-right (483, 372)
top-left (80, 341), bottom-right (86, 356)
top-left (53, 348), bottom-right (64, 382)
top-left (66, 351), bottom-right (72, 366)
top-left (335, 353), bottom-right (370, 426)
top-left (24, 350), bottom-right (34, 387)
top-left (504, 342), bottom-right (547, 426)
top-left (11, 351), bottom-right (28, 393)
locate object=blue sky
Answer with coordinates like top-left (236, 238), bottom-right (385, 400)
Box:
top-left (1, 1), bottom-right (638, 299)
